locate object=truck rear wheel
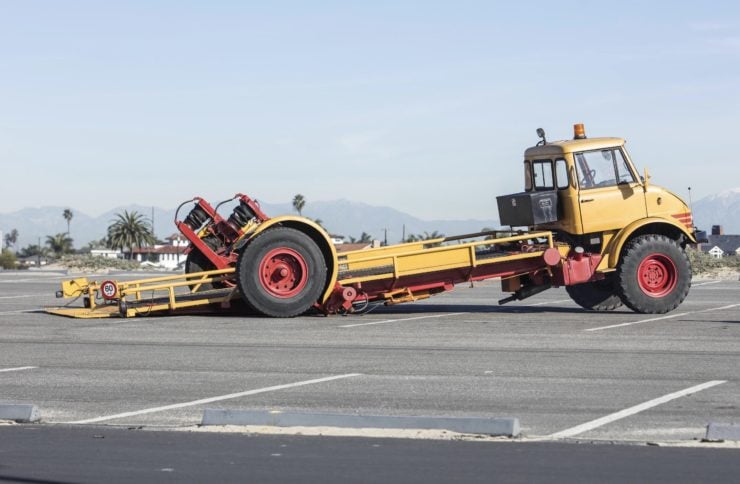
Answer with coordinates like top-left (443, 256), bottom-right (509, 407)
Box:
top-left (185, 236), bottom-right (222, 292)
top-left (565, 274), bottom-right (623, 311)
top-left (237, 227), bottom-right (327, 317)
top-left (617, 234), bottom-right (691, 314)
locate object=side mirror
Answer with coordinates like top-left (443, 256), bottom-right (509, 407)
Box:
top-left (642, 167), bottom-right (650, 191)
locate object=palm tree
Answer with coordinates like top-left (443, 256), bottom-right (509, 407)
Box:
top-left (83, 237), bottom-right (110, 251)
top-left (422, 230), bottom-right (444, 240)
top-left (357, 232), bottom-right (373, 243)
top-left (292, 194), bottom-right (306, 216)
top-left (46, 233), bottom-right (74, 256)
top-left (62, 209), bottom-right (74, 235)
top-left (19, 244), bottom-right (48, 258)
top-left (107, 210), bottom-right (156, 260)
top-left (4, 228), bottom-right (18, 249)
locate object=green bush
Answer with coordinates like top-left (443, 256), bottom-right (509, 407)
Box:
top-left (687, 247), bottom-right (740, 275)
top-left (0, 249), bottom-right (18, 269)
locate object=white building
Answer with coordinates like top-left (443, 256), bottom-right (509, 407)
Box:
top-left (90, 249), bottom-right (122, 259)
top-left (132, 234), bottom-right (189, 270)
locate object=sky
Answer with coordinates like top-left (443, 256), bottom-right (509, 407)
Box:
top-left (1, 1), bottom-right (739, 220)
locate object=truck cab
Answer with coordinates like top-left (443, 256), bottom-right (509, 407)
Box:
top-left (499, 124), bottom-right (694, 249)
top-left (497, 124), bottom-right (695, 314)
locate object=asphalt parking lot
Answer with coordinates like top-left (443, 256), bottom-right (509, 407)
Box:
top-left (0, 270), bottom-right (738, 443)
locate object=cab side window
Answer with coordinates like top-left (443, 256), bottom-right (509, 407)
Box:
top-left (555, 159), bottom-right (568, 189)
top-left (532, 160), bottom-right (554, 190)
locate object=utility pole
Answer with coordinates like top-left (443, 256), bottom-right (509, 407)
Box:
top-left (37, 236), bottom-right (41, 267)
top-left (402, 224), bottom-right (406, 243)
top-left (151, 206), bottom-right (155, 240)
top-left (383, 228), bottom-right (388, 246)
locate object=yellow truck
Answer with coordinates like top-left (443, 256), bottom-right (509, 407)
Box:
top-left (50, 124), bottom-right (696, 319)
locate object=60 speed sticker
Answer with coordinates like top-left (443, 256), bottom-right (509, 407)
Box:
top-left (100, 280), bottom-right (118, 300)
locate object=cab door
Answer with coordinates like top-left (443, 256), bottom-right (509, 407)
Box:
top-left (575, 148), bottom-right (646, 234)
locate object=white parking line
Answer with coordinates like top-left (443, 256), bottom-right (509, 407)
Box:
top-left (65, 373), bottom-right (362, 424)
top-left (691, 281), bottom-right (723, 287)
top-left (584, 304), bottom-right (740, 332)
top-left (0, 294), bottom-right (39, 299)
top-left (548, 380), bottom-right (727, 439)
top-left (339, 313), bottom-right (465, 328)
top-left (0, 277), bottom-right (67, 283)
top-left (0, 366), bottom-right (38, 373)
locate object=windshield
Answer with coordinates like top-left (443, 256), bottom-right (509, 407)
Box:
top-left (575, 148), bottom-right (635, 189)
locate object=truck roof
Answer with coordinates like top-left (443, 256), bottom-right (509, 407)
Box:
top-left (524, 137), bottom-right (625, 158)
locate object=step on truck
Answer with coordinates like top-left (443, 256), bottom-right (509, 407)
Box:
top-left (49, 124), bottom-right (697, 319)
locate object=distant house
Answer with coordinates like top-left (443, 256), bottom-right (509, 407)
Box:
top-left (17, 256), bottom-right (49, 267)
top-left (330, 234), bottom-right (345, 245)
top-left (90, 249), bottom-right (122, 259)
top-left (698, 226), bottom-right (740, 259)
top-left (132, 233), bottom-right (189, 269)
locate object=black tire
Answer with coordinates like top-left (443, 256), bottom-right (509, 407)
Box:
top-left (236, 227), bottom-right (327, 317)
top-left (185, 237), bottom-right (221, 292)
top-left (565, 273), bottom-right (623, 311)
top-left (617, 234), bottom-right (691, 314)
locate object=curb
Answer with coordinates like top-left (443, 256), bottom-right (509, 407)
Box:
top-left (706, 422), bottom-right (740, 441)
top-left (201, 409), bottom-right (520, 437)
top-left (0, 404), bottom-right (41, 423)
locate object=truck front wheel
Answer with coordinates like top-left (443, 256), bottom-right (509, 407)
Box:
top-left (565, 274), bottom-right (623, 311)
top-left (617, 234), bottom-right (691, 314)
top-left (237, 227), bottom-right (327, 317)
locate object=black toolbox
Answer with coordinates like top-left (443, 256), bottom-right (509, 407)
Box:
top-left (496, 190), bottom-right (559, 227)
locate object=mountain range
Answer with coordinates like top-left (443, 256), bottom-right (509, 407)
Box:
top-left (0, 200), bottom-right (499, 250)
top-left (690, 188), bottom-right (740, 235)
top-left (2, 188), bottom-right (738, 251)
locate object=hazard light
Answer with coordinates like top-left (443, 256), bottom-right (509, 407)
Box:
top-left (573, 123), bottom-right (587, 139)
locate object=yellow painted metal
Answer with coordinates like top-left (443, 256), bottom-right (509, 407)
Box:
top-left (60, 278), bottom-right (90, 298)
top-left (605, 217), bottom-right (695, 269)
top-left (120, 287), bottom-right (239, 318)
top-left (47, 268), bottom-right (238, 319)
top-left (382, 288), bottom-right (433, 305)
top-left (45, 305), bottom-right (120, 319)
top-left (337, 231), bottom-right (555, 286)
top-left (524, 137), bottom-right (626, 158)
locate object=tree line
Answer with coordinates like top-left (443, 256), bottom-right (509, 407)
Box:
top-left (1, 208), bottom-right (157, 268)
top-left (2, 197), bottom-right (451, 269)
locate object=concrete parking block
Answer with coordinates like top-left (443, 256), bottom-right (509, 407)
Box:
top-left (201, 409), bottom-right (520, 437)
top-left (705, 422), bottom-right (740, 441)
top-left (0, 404), bottom-right (41, 423)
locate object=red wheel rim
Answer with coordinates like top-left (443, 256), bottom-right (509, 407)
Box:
top-left (258, 247), bottom-right (308, 298)
top-left (637, 253), bottom-right (677, 298)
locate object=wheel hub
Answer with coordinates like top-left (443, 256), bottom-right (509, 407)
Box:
top-left (258, 247), bottom-right (308, 298)
top-left (637, 253), bottom-right (677, 298)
